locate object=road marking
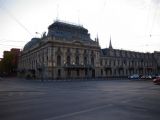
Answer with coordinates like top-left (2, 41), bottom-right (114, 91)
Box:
top-left (44, 104), bottom-right (112, 120)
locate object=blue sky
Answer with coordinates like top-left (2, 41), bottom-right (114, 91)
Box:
top-left (0, 0), bottom-right (160, 57)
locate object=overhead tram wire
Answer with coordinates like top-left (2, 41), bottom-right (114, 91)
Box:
top-left (144, 0), bottom-right (152, 38)
top-left (143, 1), bottom-right (159, 50)
top-left (146, 1), bottom-right (159, 38)
top-left (0, 2), bottom-right (32, 53)
top-left (0, 43), bottom-right (22, 47)
top-left (150, 3), bottom-right (159, 37)
top-left (0, 4), bottom-right (33, 37)
top-left (0, 39), bottom-right (26, 43)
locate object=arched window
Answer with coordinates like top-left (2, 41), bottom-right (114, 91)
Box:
top-left (67, 56), bottom-right (71, 65)
top-left (100, 60), bottom-right (103, 66)
top-left (76, 48), bottom-right (79, 54)
top-left (57, 55), bottom-right (61, 66)
top-left (84, 57), bottom-right (87, 65)
top-left (91, 57), bottom-right (94, 66)
top-left (75, 56), bottom-right (79, 65)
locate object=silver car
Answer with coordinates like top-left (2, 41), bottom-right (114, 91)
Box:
top-left (128, 74), bottom-right (139, 79)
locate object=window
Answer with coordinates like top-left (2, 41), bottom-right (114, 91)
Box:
top-left (57, 55), bottom-right (61, 66)
top-left (58, 69), bottom-right (61, 77)
top-left (84, 57), bottom-right (87, 65)
top-left (113, 60), bottom-right (115, 66)
top-left (101, 69), bottom-right (103, 75)
top-left (109, 60), bottom-right (111, 66)
top-left (132, 61), bottom-right (134, 66)
top-left (67, 48), bottom-right (70, 53)
top-left (85, 69), bottom-right (88, 76)
top-left (105, 60), bottom-right (107, 65)
top-left (67, 56), bottom-right (71, 65)
top-left (75, 56), bottom-right (79, 65)
top-left (123, 60), bottom-right (126, 66)
top-left (100, 60), bottom-right (103, 66)
top-left (91, 57), bottom-right (94, 66)
top-left (77, 69), bottom-right (79, 76)
top-left (67, 69), bottom-right (71, 77)
top-left (76, 48), bottom-right (79, 54)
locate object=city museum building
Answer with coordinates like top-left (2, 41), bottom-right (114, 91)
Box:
top-left (18, 20), bottom-right (160, 79)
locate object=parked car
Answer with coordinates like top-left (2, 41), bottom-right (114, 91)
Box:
top-left (128, 74), bottom-right (139, 79)
top-left (151, 75), bottom-right (157, 79)
top-left (140, 75), bottom-right (146, 79)
top-left (141, 75), bottom-right (152, 79)
top-left (153, 76), bottom-right (160, 85)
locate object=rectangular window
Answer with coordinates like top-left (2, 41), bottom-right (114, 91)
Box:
top-left (77, 70), bottom-right (79, 77)
top-left (101, 69), bottom-right (103, 76)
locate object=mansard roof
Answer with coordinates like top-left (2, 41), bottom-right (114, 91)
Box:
top-left (101, 47), bottom-right (154, 59)
top-left (48, 20), bottom-right (85, 30)
top-left (23, 21), bottom-right (97, 51)
top-left (47, 20), bottom-right (91, 41)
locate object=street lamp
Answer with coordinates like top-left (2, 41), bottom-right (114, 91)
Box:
top-left (35, 32), bottom-right (42, 38)
top-left (36, 32), bottom-right (46, 38)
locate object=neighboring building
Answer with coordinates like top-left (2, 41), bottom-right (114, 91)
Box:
top-left (3, 49), bottom-right (20, 67)
top-left (10, 48), bottom-right (21, 67)
top-left (100, 42), bottom-right (158, 77)
top-left (3, 51), bottom-right (10, 58)
top-left (0, 48), bottom-right (20, 76)
top-left (153, 51), bottom-right (160, 74)
top-left (18, 20), bottom-right (160, 79)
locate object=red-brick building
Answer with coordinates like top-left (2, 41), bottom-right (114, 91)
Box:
top-left (0, 48), bottom-right (20, 76)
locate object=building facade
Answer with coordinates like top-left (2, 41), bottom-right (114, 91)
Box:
top-left (100, 47), bottom-right (159, 77)
top-left (18, 20), bottom-right (160, 79)
top-left (18, 21), bottom-right (101, 79)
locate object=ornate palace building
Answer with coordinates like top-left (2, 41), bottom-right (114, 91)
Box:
top-left (18, 20), bottom-right (160, 79)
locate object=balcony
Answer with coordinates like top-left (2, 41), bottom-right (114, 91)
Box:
top-left (63, 64), bottom-right (93, 69)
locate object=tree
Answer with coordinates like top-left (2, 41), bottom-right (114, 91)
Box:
top-left (0, 52), bottom-right (14, 76)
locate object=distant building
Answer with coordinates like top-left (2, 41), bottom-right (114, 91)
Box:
top-left (18, 20), bottom-right (160, 79)
top-left (1, 48), bottom-right (20, 76)
top-left (3, 51), bottom-right (10, 58)
top-left (10, 48), bottom-right (21, 67)
top-left (3, 49), bottom-right (20, 65)
top-left (100, 47), bottom-right (159, 77)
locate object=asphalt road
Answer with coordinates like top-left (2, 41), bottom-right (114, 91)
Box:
top-left (0, 78), bottom-right (160, 120)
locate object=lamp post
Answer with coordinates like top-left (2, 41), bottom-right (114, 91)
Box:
top-left (35, 32), bottom-right (42, 38)
top-left (36, 32), bottom-right (46, 38)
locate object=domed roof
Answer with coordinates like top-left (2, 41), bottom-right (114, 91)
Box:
top-left (23, 38), bottom-right (40, 51)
